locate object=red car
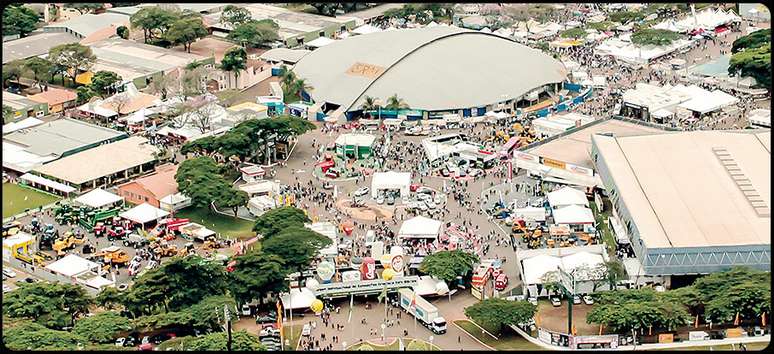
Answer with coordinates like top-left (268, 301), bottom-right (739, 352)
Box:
top-left (409, 183), bottom-right (421, 192)
top-left (138, 343), bottom-right (153, 351)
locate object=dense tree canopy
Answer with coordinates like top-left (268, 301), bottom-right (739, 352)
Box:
top-left (631, 28), bottom-right (680, 46)
top-left (221, 5), bottom-right (253, 28)
top-left (693, 267), bottom-right (771, 323)
top-left (166, 17), bottom-right (208, 52)
top-left (729, 30), bottom-right (770, 88)
top-left (23, 57), bottom-right (54, 91)
top-left (464, 299), bottom-right (537, 334)
top-left (72, 312), bottom-right (133, 343)
top-left (89, 70), bottom-right (122, 97)
top-left (65, 3), bottom-right (105, 14)
top-left (48, 43), bottom-right (97, 82)
top-left (2, 282), bottom-right (92, 329)
top-left (227, 20), bottom-right (280, 48)
top-left (252, 206), bottom-right (310, 237)
top-left (3, 321), bottom-right (87, 351)
top-left (229, 250), bottom-right (290, 305)
top-left (560, 27), bottom-right (587, 39)
top-left (130, 7), bottom-right (180, 43)
top-left (587, 287), bottom-right (692, 333)
top-left (3, 4), bottom-right (40, 37)
top-left (220, 46), bottom-right (248, 82)
top-left (731, 29), bottom-right (771, 53)
top-left (262, 226), bottom-right (333, 286)
top-left (187, 331), bottom-right (266, 351)
top-left (419, 250), bottom-right (479, 282)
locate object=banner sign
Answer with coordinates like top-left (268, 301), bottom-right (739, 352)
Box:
top-left (514, 152), bottom-right (540, 163)
top-left (541, 157), bottom-right (566, 169)
top-left (313, 276), bottom-right (420, 297)
top-left (360, 257), bottom-right (376, 280)
top-left (565, 163), bottom-right (594, 177)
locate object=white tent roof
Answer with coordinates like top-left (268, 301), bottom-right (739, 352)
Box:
top-left (124, 108), bottom-right (149, 124)
top-left (3, 117), bottom-right (44, 134)
top-left (3, 232), bottom-right (34, 248)
top-left (678, 89), bottom-right (740, 114)
top-left (19, 173), bottom-right (76, 193)
top-left (46, 254), bottom-right (99, 277)
top-left (119, 202), bottom-right (169, 224)
top-left (335, 133), bottom-right (376, 147)
top-left (83, 276), bottom-right (114, 289)
top-left (74, 188), bottom-right (122, 208)
top-left (547, 186), bottom-right (588, 208)
top-left (398, 216), bottom-right (442, 239)
top-left (372, 171), bottom-right (411, 190)
top-left (238, 180), bottom-right (281, 195)
top-left (353, 24), bottom-right (382, 35)
top-left (414, 275), bottom-right (449, 296)
top-left (561, 251), bottom-right (605, 280)
top-left (281, 287), bottom-right (316, 310)
top-left (307, 36), bottom-right (336, 48)
top-left (159, 192), bottom-right (191, 205)
top-left (522, 254), bottom-right (562, 285)
top-left (552, 204), bottom-right (595, 225)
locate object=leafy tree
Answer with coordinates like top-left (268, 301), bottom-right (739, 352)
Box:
top-left (3, 321), bottom-right (87, 351)
top-left (729, 44), bottom-right (771, 89)
top-left (252, 206), bottom-right (310, 237)
top-left (76, 86), bottom-right (98, 104)
top-left (560, 27), bottom-right (586, 39)
top-left (72, 312), bottom-right (133, 343)
top-left (220, 46), bottom-right (248, 88)
top-left (731, 28), bottom-right (770, 53)
top-left (694, 267), bottom-right (771, 323)
top-left (2, 60), bottom-right (27, 88)
top-left (133, 295), bottom-right (237, 333)
top-left (180, 136), bottom-right (219, 156)
top-left (95, 286), bottom-right (124, 310)
top-left (176, 156), bottom-right (222, 191)
top-left (2, 282), bottom-right (92, 329)
top-left (2, 4), bottom-right (40, 37)
top-left (166, 17), bottom-right (208, 53)
top-left (262, 226), bottom-right (332, 286)
top-left (130, 7), bottom-right (180, 43)
top-left (89, 70), bottom-right (122, 97)
top-left (464, 299), bottom-right (537, 334)
top-left (587, 287), bottom-right (693, 332)
top-left (229, 250), bottom-right (290, 305)
top-left (215, 187), bottom-right (249, 217)
top-left (3, 104), bottom-right (16, 123)
top-left (187, 331), bottom-right (266, 351)
top-left (419, 250), bottom-right (479, 282)
top-left (359, 95), bottom-right (381, 115)
top-left (221, 5), bottom-right (252, 28)
top-left (65, 3), bottom-right (104, 14)
top-left (122, 256), bottom-right (228, 316)
top-left (116, 25), bottom-right (130, 39)
top-left (601, 260), bottom-right (626, 291)
top-left (608, 10), bottom-right (645, 24)
top-left (23, 57), bottom-right (54, 91)
top-left (631, 28), bottom-right (680, 46)
top-left (48, 43), bottom-right (97, 84)
top-left (384, 94), bottom-right (409, 110)
top-left (227, 19), bottom-right (280, 48)
top-left (307, 3), bottom-right (344, 17)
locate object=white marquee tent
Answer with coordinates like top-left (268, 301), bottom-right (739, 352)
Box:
top-left (398, 216), bottom-right (442, 240)
top-left (119, 203), bottom-right (169, 225)
top-left (371, 171), bottom-right (411, 199)
top-left (552, 204), bottom-right (595, 225)
top-left (46, 254), bottom-right (100, 277)
top-left (74, 188), bottom-right (123, 209)
top-left (547, 186), bottom-right (589, 209)
top-left (281, 287), bottom-right (316, 310)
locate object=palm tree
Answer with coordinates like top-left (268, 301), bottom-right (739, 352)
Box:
top-left (385, 94), bottom-right (409, 110)
top-left (359, 95), bottom-right (381, 119)
top-left (292, 78), bottom-right (313, 102)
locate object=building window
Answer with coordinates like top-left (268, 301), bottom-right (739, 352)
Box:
top-left (319, 31), bottom-right (325, 37)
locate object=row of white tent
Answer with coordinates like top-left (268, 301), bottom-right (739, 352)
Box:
top-left (652, 8), bottom-right (741, 33)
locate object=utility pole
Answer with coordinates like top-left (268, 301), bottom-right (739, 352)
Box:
top-left (224, 305), bottom-right (233, 352)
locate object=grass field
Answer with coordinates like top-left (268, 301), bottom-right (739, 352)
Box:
top-left (175, 206), bottom-right (256, 240)
top-left (282, 324), bottom-right (304, 350)
top-left (3, 183), bottom-right (61, 218)
top-left (455, 319), bottom-right (544, 351)
top-left (590, 201), bottom-right (615, 255)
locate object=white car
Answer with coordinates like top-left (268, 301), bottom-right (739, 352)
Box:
top-left (528, 297), bottom-right (538, 306)
top-left (573, 295), bottom-right (581, 305)
top-left (354, 187), bottom-right (370, 197)
top-left (241, 304), bottom-right (251, 316)
top-left (550, 297), bottom-right (561, 307)
top-left (3, 284), bottom-right (12, 293)
top-left (654, 285), bottom-right (666, 292)
top-left (376, 195), bottom-right (385, 204)
top-left (3, 269), bottom-right (17, 278)
top-left (582, 295), bottom-right (594, 305)
top-left (505, 295), bottom-right (525, 302)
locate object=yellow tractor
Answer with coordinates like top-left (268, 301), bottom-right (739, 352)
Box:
top-left (93, 246), bottom-right (130, 266)
top-left (152, 242), bottom-right (179, 257)
top-left (53, 232), bottom-right (86, 255)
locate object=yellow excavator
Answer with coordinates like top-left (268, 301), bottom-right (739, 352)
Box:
top-left (53, 232), bottom-right (87, 255)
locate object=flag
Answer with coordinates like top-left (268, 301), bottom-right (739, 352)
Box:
top-left (694, 314), bottom-right (699, 328)
top-left (410, 291), bottom-right (417, 309)
top-left (377, 286), bottom-right (388, 304)
top-left (347, 294), bottom-right (354, 324)
top-left (762, 312), bottom-right (767, 327)
top-left (734, 312), bottom-right (740, 326)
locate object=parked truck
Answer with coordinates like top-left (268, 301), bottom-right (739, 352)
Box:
top-left (398, 288), bottom-right (447, 334)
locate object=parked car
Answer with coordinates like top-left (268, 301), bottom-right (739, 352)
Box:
top-left (550, 297), bottom-right (561, 307)
top-left (354, 187), bottom-right (370, 197)
top-left (3, 269), bottom-right (17, 278)
top-left (376, 195), bottom-right (385, 204)
top-left (123, 233), bottom-right (149, 248)
top-left (528, 297), bottom-right (538, 306)
top-left (3, 284), bottom-right (12, 293)
top-left (22, 277), bottom-right (37, 283)
top-left (582, 295), bottom-right (594, 305)
top-left (150, 333), bottom-right (175, 344)
top-left (256, 315), bottom-right (277, 324)
top-left (505, 295), bottom-right (525, 302)
top-left (386, 195), bottom-right (395, 205)
top-left (241, 304), bottom-right (252, 316)
top-left (573, 295), bottom-right (581, 305)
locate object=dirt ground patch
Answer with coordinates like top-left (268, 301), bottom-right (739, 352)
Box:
top-left (335, 199), bottom-right (394, 221)
top-left (536, 300), bottom-right (600, 336)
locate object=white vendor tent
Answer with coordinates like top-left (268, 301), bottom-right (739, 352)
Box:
top-left (547, 186), bottom-right (588, 209)
top-left (398, 216), bottom-right (442, 240)
top-left (3, 117), bottom-right (44, 134)
top-left (281, 287), bottom-right (316, 310)
top-left (371, 171), bottom-right (411, 199)
top-left (511, 207), bottom-right (547, 223)
top-left (519, 246), bottom-right (609, 298)
top-left (552, 204), bottom-right (595, 225)
top-left (83, 276), bottom-right (115, 290)
top-left (352, 24), bottom-right (382, 35)
top-left (119, 202), bottom-right (169, 225)
top-left (159, 192), bottom-right (192, 212)
top-left (238, 180), bottom-right (281, 196)
top-left (414, 275), bottom-right (450, 296)
top-left (521, 254), bottom-right (562, 285)
top-left (748, 109), bottom-right (771, 128)
top-left (677, 89), bottom-right (739, 114)
top-left (247, 195), bottom-right (278, 217)
top-left (306, 36), bottom-right (336, 48)
top-left (560, 251), bottom-right (605, 281)
top-left (74, 188), bottom-right (123, 208)
top-left (46, 254), bottom-right (100, 277)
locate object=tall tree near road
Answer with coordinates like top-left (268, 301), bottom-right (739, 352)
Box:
top-left (229, 250), bottom-right (290, 305)
top-left (23, 57), bottom-right (54, 92)
top-left (2, 4), bottom-right (40, 37)
top-left (464, 298), bottom-right (537, 334)
top-left (385, 94), bottom-right (409, 110)
top-left (72, 312), bottom-right (133, 344)
top-left (89, 70), bottom-right (122, 98)
top-left (130, 7), bottom-right (180, 43)
top-left (215, 187), bottom-right (249, 217)
top-left (252, 206), bottom-right (310, 237)
top-left (262, 226), bottom-right (332, 287)
top-left (2, 282), bottom-right (93, 329)
top-left (227, 19), bottom-right (280, 48)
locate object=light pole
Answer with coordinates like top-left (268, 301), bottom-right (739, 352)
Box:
top-left (381, 323), bottom-right (386, 342)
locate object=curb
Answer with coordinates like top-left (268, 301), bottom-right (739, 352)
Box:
top-left (452, 320), bottom-right (496, 351)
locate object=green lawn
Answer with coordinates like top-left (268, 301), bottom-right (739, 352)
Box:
top-left (658, 341), bottom-right (769, 351)
top-left (590, 201), bottom-right (616, 255)
top-left (455, 319), bottom-right (544, 351)
top-left (3, 183), bottom-right (61, 218)
top-left (175, 206), bottom-right (256, 240)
